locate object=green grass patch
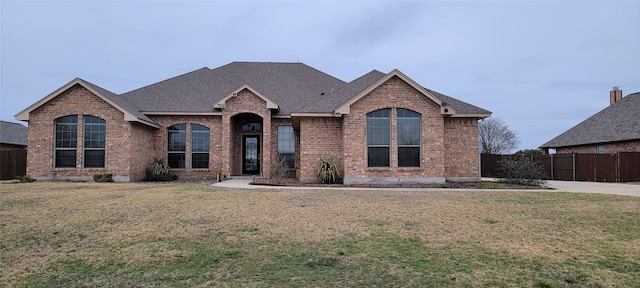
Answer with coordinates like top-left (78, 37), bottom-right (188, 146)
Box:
top-left (17, 232), bottom-right (639, 287)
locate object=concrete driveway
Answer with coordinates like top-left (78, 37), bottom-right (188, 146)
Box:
top-left (545, 180), bottom-right (640, 197)
top-left (214, 177), bottom-right (640, 197)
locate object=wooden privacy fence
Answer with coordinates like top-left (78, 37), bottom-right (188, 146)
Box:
top-left (1, 149), bottom-right (27, 180)
top-left (481, 152), bottom-right (640, 182)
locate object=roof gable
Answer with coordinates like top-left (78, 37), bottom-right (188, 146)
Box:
top-left (540, 92), bottom-right (640, 148)
top-left (211, 62), bottom-right (347, 115)
top-left (14, 78), bottom-right (159, 128)
top-left (213, 84), bottom-right (279, 110)
top-left (334, 69), bottom-right (456, 116)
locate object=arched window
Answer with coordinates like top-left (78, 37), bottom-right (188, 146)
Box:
top-left (167, 124), bottom-right (186, 168)
top-left (191, 124), bottom-right (210, 169)
top-left (367, 109), bottom-right (391, 167)
top-left (54, 115), bottom-right (78, 168)
top-left (83, 116), bottom-right (106, 168)
top-left (397, 109), bottom-right (421, 167)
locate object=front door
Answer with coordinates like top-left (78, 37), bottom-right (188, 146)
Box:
top-left (242, 135), bottom-right (260, 175)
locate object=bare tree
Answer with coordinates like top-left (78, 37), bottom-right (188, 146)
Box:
top-left (479, 117), bottom-right (519, 154)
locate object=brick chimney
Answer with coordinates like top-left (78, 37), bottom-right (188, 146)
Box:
top-left (610, 86), bottom-right (622, 105)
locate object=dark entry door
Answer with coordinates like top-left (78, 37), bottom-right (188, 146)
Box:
top-left (242, 136), bottom-right (260, 174)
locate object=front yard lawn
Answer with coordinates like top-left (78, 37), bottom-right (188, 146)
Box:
top-left (1, 182), bottom-right (638, 287)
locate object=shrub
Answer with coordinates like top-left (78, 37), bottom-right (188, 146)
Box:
top-left (93, 173), bottom-right (114, 182)
top-left (497, 155), bottom-right (547, 186)
top-left (152, 158), bottom-right (171, 175)
top-left (316, 157), bottom-right (341, 184)
top-left (270, 155), bottom-right (289, 185)
top-left (16, 175), bottom-right (37, 183)
top-left (147, 158), bottom-right (177, 181)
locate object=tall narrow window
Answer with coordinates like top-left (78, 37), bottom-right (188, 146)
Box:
top-left (397, 109), bottom-right (421, 167)
top-left (83, 116), bottom-right (106, 168)
top-left (367, 109), bottom-right (390, 167)
top-left (55, 115), bottom-right (78, 168)
top-left (277, 126), bottom-right (295, 168)
top-left (167, 124), bottom-right (186, 169)
top-left (191, 124), bottom-right (210, 169)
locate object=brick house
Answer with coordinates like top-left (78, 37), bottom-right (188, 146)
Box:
top-left (540, 88), bottom-right (640, 154)
top-left (15, 62), bottom-right (490, 184)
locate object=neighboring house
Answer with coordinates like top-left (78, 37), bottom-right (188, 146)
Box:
top-left (15, 62), bottom-right (491, 183)
top-left (540, 87), bottom-right (640, 154)
top-left (0, 121), bottom-right (27, 150)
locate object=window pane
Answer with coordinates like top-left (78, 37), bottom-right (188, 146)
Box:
top-left (84, 150), bottom-right (105, 168)
top-left (83, 116), bottom-right (106, 168)
top-left (277, 126), bottom-right (295, 154)
top-left (55, 150), bottom-right (76, 168)
top-left (84, 116), bottom-right (106, 148)
top-left (397, 118), bottom-right (421, 145)
top-left (192, 153), bottom-right (209, 169)
top-left (168, 153), bottom-right (185, 169)
top-left (367, 109), bottom-right (390, 167)
top-left (55, 115), bottom-right (77, 148)
top-left (398, 147), bottom-right (420, 167)
top-left (168, 124), bottom-right (186, 151)
top-left (367, 109), bottom-right (390, 146)
top-left (368, 147), bottom-right (390, 167)
top-left (191, 124), bottom-right (210, 152)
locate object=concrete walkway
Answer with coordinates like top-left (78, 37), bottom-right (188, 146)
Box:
top-left (212, 177), bottom-right (640, 197)
top-left (545, 180), bottom-right (640, 197)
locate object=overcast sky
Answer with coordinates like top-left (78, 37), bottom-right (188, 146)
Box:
top-left (1, 1), bottom-right (639, 151)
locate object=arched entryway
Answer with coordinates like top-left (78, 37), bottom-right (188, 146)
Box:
top-left (230, 113), bottom-right (263, 176)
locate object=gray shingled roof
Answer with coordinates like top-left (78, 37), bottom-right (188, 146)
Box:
top-left (297, 70), bottom-right (387, 113)
top-left (0, 121), bottom-right (28, 146)
top-left (114, 62), bottom-right (488, 117)
top-left (211, 62), bottom-right (347, 115)
top-left (120, 68), bottom-right (239, 113)
top-left (425, 88), bottom-right (492, 116)
top-left (81, 79), bottom-right (158, 125)
top-left (540, 92), bottom-right (640, 148)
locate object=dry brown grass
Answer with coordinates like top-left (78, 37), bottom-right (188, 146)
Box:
top-left (1, 182), bottom-right (639, 286)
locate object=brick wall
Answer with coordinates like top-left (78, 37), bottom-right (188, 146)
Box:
top-left (221, 89), bottom-right (272, 177)
top-left (129, 122), bottom-right (157, 181)
top-left (555, 140), bottom-right (640, 154)
top-left (343, 77), bottom-right (479, 184)
top-left (444, 118), bottom-right (480, 181)
top-left (299, 117), bottom-right (343, 182)
top-left (26, 84), bottom-right (151, 181)
top-left (342, 76), bottom-right (447, 184)
top-left (147, 115), bottom-right (222, 180)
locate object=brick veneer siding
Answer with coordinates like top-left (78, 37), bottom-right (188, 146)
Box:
top-left (342, 76), bottom-right (447, 184)
top-left (221, 89), bottom-right (272, 178)
top-left (148, 115), bottom-right (223, 180)
top-left (26, 84), bottom-right (152, 181)
top-left (444, 118), bottom-right (480, 181)
top-left (554, 140), bottom-right (640, 154)
top-left (129, 122), bottom-right (157, 181)
top-left (299, 117), bottom-right (343, 182)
